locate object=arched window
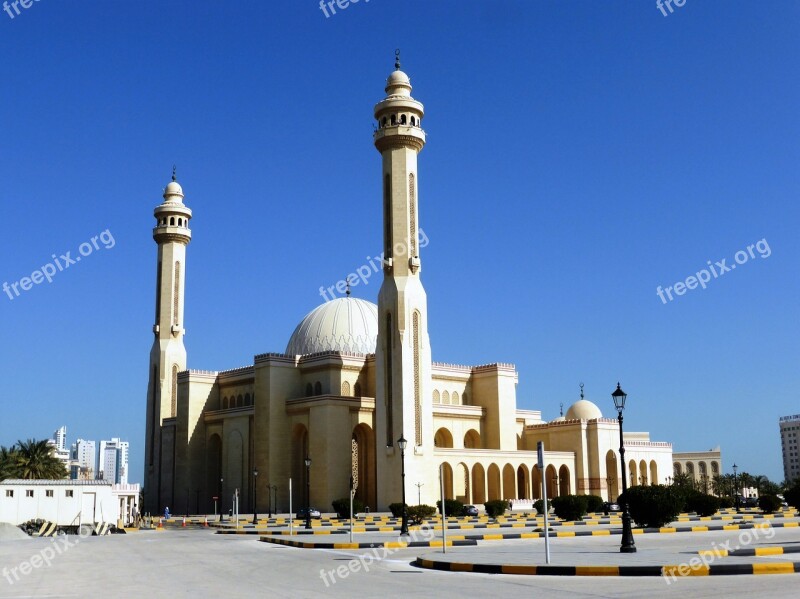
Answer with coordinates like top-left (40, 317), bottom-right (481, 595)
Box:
top-left (451, 391), bottom-right (459, 405)
top-left (305, 383), bottom-right (313, 397)
top-left (353, 382), bottom-right (362, 396)
top-left (390, 114), bottom-right (396, 125)
top-left (170, 217), bottom-right (175, 226)
top-left (400, 114), bottom-right (407, 125)
top-left (433, 390), bottom-right (440, 404)
top-left (162, 218), bottom-right (166, 225)
top-left (222, 397), bottom-right (228, 410)
top-left (442, 391), bottom-right (450, 405)
top-left (314, 381), bottom-right (322, 395)
top-left (341, 381), bottom-right (351, 396)
top-left (171, 365), bottom-right (178, 417)
top-left (381, 117), bottom-right (387, 127)
top-left (411, 116), bottom-right (416, 126)
top-left (245, 393), bottom-right (251, 406)
top-left (178, 218), bottom-right (182, 226)
top-left (237, 394), bottom-right (243, 407)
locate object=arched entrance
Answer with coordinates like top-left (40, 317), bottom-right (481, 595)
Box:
top-left (517, 465), bottom-right (530, 499)
top-left (206, 434), bottom-right (222, 514)
top-left (352, 423), bottom-right (376, 510)
top-left (502, 464), bottom-right (516, 500)
top-left (487, 464), bottom-right (501, 500)
top-left (472, 463), bottom-right (486, 504)
top-left (558, 465), bottom-right (570, 496)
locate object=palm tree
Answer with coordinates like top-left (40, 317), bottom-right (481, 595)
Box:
top-left (12, 439), bottom-right (68, 480)
top-left (0, 445), bottom-right (20, 480)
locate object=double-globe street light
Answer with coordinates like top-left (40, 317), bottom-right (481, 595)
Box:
top-left (398, 435), bottom-right (409, 536)
top-left (612, 383), bottom-right (637, 553)
top-left (252, 468), bottom-right (259, 525)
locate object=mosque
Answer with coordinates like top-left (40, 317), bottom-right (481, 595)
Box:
top-left (142, 57), bottom-right (674, 515)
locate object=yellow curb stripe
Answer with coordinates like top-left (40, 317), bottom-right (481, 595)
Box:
top-left (483, 534), bottom-right (504, 540)
top-left (632, 529), bottom-right (644, 534)
top-left (659, 528), bottom-right (677, 533)
top-left (451, 563), bottom-right (474, 572)
top-left (754, 547), bottom-right (783, 556)
top-left (691, 527), bottom-right (709, 532)
top-left (576, 566), bottom-right (620, 576)
top-left (753, 563), bottom-right (795, 575)
top-left (521, 532), bottom-right (540, 539)
top-left (591, 530), bottom-right (611, 536)
top-left (556, 531), bottom-right (575, 537)
top-left (723, 525), bottom-right (740, 531)
top-left (662, 565), bottom-right (710, 577)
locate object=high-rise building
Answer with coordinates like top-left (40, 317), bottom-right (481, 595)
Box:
top-left (99, 438), bottom-right (129, 485)
top-left (70, 439), bottom-right (96, 480)
top-left (53, 426), bottom-right (67, 452)
top-left (780, 414), bottom-right (800, 483)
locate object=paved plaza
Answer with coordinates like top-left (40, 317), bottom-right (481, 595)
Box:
top-left (1, 514), bottom-right (799, 598)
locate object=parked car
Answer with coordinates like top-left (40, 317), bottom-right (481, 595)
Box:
top-left (601, 502), bottom-right (620, 513)
top-left (463, 505), bottom-right (479, 517)
top-left (296, 507), bottom-right (321, 519)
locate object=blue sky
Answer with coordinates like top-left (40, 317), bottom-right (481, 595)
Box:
top-left (1, 1), bottom-right (798, 484)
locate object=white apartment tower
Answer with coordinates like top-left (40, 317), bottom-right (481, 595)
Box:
top-left (780, 414), bottom-right (800, 483)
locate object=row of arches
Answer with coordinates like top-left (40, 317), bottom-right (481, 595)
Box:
top-left (434, 427), bottom-right (481, 449)
top-left (440, 462), bottom-right (572, 504)
top-left (432, 390), bottom-right (467, 406)
top-left (159, 216), bottom-right (186, 227)
top-left (674, 461), bottom-right (719, 479)
top-left (629, 459), bottom-right (659, 487)
top-left (340, 381), bottom-right (363, 397)
top-left (379, 113), bottom-right (420, 128)
top-left (221, 393), bottom-right (252, 410)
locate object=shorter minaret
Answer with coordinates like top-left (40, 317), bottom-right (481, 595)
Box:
top-left (143, 168), bottom-right (192, 514)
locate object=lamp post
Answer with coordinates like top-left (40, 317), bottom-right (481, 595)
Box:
top-left (397, 435), bottom-right (409, 536)
top-left (666, 476), bottom-right (672, 486)
top-left (612, 382), bottom-right (637, 553)
top-left (252, 468), bottom-right (259, 525)
top-left (267, 484), bottom-right (276, 519)
top-left (733, 463), bottom-right (739, 513)
top-left (416, 482), bottom-right (424, 506)
top-left (219, 477), bottom-right (224, 522)
top-left (305, 456), bottom-right (312, 530)
top-left (271, 485), bottom-right (278, 517)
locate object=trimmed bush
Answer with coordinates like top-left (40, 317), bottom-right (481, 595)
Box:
top-left (784, 483), bottom-right (800, 510)
top-left (533, 499), bottom-right (545, 515)
top-left (388, 502), bottom-right (407, 518)
top-left (436, 499), bottom-right (464, 517)
top-left (331, 497), bottom-right (366, 519)
top-left (550, 495), bottom-right (589, 522)
top-left (484, 500), bottom-right (509, 518)
top-left (618, 485), bottom-right (682, 528)
top-left (718, 496), bottom-right (734, 509)
top-left (684, 492), bottom-right (721, 517)
top-left (758, 494), bottom-right (781, 514)
top-left (584, 494), bottom-right (604, 514)
top-left (407, 504), bottom-right (437, 525)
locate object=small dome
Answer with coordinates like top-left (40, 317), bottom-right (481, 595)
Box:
top-left (565, 399), bottom-right (603, 421)
top-left (163, 180), bottom-right (184, 201)
top-left (385, 69), bottom-right (412, 97)
top-left (286, 297), bottom-right (378, 356)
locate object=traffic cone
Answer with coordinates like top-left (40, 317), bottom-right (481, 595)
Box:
top-left (157, 518), bottom-right (163, 529)
top-left (203, 516), bottom-right (209, 527)
top-left (182, 516), bottom-right (187, 527)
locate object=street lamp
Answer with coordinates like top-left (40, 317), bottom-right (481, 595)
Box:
top-left (219, 477), bottom-right (224, 522)
top-left (252, 468), bottom-right (259, 525)
top-left (733, 463), bottom-right (739, 513)
top-left (305, 457), bottom-right (312, 530)
top-left (612, 382), bottom-right (636, 553)
top-left (666, 476), bottom-right (672, 486)
top-left (267, 484), bottom-right (276, 519)
top-left (415, 482), bottom-right (424, 506)
top-left (397, 435), bottom-right (409, 536)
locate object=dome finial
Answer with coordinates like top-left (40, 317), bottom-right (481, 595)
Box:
top-left (580, 382), bottom-right (584, 400)
top-left (172, 165), bottom-right (177, 182)
top-left (395, 48), bottom-right (401, 71)
top-left (559, 402), bottom-right (564, 417)
top-left (345, 276), bottom-right (351, 297)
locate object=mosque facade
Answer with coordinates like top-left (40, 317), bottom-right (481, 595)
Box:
top-left (142, 60), bottom-right (674, 515)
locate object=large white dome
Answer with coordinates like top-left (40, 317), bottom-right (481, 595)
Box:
top-left (565, 399), bottom-right (603, 421)
top-left (286, 297), bottom-right (378, 356)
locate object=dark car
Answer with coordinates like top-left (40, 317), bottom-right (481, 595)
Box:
top-left (296, 507), bottom-right (321, 519)
top-left (463, 505), bottom-right (479, 517)
top-left (601, 502), bottom-right (621, 513)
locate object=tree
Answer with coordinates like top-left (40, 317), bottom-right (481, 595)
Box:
top-left (0, 445), bottom-right (20, 481)
top-left (11, 439), bottom-right (68, 480)
top-left (672, 472), bottom-right (694, 490)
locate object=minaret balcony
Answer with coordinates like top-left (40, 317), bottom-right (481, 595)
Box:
top-left (373, 126), bottom-right (426, 152)
top-left (152, 226), bottom-right (192, 245)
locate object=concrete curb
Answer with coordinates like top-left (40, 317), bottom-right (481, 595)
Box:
top-left (260, 537), bottom-right (478, 550)
top-left (414, 557), bottom-right (800, 577)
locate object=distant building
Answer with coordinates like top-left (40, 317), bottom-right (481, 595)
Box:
top-left (99, 438), bottom-right (129, 485)
top-left (69, 439), bottom-right (96, 480)
top-left (53, 426), bottom-right (67, 452)
top-left (780, 414), bottom-right (800, 483)
top-left (673, 448), bottom-right (722, 493)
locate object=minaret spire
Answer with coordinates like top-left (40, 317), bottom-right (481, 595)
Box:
top-left (172, 165), bottom-right (177, 182)
top-left (395, 48), bottom-right (401, 70)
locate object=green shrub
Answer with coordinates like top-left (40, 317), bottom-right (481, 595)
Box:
top-left (331, 497), bottom-right (366, 519)
top-left (484, 500), bottom-right (509, 518)
top-left (550, 495), bottom-right (589, 522)
top-left (718, 496), bottom-right (734, 509)
top-left (533, 499), bottom-right (545, 515)
top-left (388, 502), bottom-right (407, 518)
top-left (784, 483), bottom-right (800, 510)
top-left (684, 492), bottom-right (721, 517)
top-left (436, 499), bottom-right (464, 517)
top-left (407, 504), bottom-right (437, 525)
top-left (584, 494), bottom-right (604, 514)
top-left (618, 485), bottom-right (682, 528)
top-left (758, 494), bottom-right (781, 514)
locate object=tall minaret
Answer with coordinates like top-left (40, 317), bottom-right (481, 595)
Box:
top-left (374, 53), bottom-right (435, 508)
top-left (144, 169), bottom-right (192, 513)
